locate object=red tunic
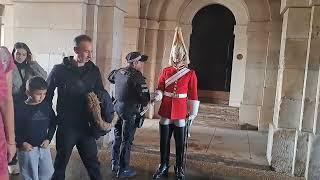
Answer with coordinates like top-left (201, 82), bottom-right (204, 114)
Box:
top-left (157, 66), bottom-right (198, 120)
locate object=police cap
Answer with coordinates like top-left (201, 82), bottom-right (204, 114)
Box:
top-left (126, 52), bottom-right (148, 63)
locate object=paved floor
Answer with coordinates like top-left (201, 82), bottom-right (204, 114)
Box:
top-left (132, 119), bottom-right (269, 168)
top-left (10, 150), bottom-right (302, 180)
top-left (10, 119), bottom-right (303, 180)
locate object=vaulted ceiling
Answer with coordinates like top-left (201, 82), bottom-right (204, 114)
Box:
top-left (137, 0), bottom-right (281, 24)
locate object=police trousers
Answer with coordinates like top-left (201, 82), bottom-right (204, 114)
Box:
top-left (51, 126), bottom-right (101, 180)
top-left (112, 112), bottom-right (137, 171)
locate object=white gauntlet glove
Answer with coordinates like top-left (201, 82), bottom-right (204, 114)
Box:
top-left (153, 90), bottom-right (163, 102)
top-left (187, 100), bottom-right (200, 137)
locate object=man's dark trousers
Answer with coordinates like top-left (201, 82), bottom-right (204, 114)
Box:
top-left (51, 126), bottom-right (102, 180)
top-left (112, 113), bottom-right (137, 171)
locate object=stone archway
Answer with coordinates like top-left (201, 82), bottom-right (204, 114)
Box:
top-left (178, 0), bottom-right (249, 107)
top-left (142, 0), bottom-right (275, 129)
top-left (189, 4), bottom-right (236, 104)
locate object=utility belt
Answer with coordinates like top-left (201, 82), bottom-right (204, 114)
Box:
top-left (114, 102), bottom-right (145, 129)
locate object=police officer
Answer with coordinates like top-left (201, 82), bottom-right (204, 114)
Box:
top-left (108, 52), bottom-right (150, 178)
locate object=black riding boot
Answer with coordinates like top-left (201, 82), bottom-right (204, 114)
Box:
top-left (174, 126), bottom-right (185, 180)
top-left (153, 124), bottom-right (174, 179)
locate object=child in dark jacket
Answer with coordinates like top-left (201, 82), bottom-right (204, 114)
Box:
top-left (15, 76), bottom-right (56, 180)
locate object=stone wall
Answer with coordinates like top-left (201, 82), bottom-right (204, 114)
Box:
top-left (1, 0), bottom-right (126, 91)
top-left (267, 1), bottom-right (320, 178)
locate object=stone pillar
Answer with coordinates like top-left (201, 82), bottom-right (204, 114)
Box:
top-left (0, 5), bottom-right (4, 45)
top-left (122, 0), bottom-right (140, 65)
top-left (122, 17), bottom-right (140, 66)
top-left (300, 5), bottom-right (320, 134)
top-left (289, 4), bottom-right (320, 178)
top-left (229, 25), bottom-right (248, 108)
top-left (2, 1), bottom-right (14, 48)
top-left (86, 0), bottom-right (99, 63)
top-left (138, 19), bottom-right (147, 53)
top-left (240, 22), bottom-right (269, 128)
top-left (257, 0), bottom-right (283, 132)
top-left (270, 2), bottom-right (320, 178)
top-left (306, 5), bottom-right (320, 179)
top-left (268, 6), bottom-right (312, 175)
top-left (259, 23), bottom-right (282, 131)
top-left (95, 0), bottom-right (126, 90)
top-left (142, 20), bottom-right (159, 118)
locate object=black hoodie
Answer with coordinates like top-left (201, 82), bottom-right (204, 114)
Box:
top-left (46, 56), bottom-right (104, 130)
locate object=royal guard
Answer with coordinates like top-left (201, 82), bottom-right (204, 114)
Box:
top-left (152, 27), bottom-right (200, 180)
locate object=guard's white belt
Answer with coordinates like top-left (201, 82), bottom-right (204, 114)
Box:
top-left (164, 91), bottom-right (187, 98)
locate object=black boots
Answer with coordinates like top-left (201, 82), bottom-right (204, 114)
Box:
top-left (174, 126), bottom-right (185, 180)
top-left (153, 124), bottom-right (174, 179)
top-left (153, 164), bottom-right (170, 179)
top-left (153, 124), bottom-right (186, 180)
top-left (154, 165), bottom-right (185, 180)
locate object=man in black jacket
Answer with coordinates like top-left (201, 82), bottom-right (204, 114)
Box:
top-left (46, 35), bottom-right (103, 180)
top-left (108, 52), bottom-right (150, 178)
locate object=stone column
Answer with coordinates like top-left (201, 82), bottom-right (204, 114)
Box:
top-left (259, 22), bottom-right (282, 131)
top-left (0, 5), bottom-right (4, 45)
top-left (240, 22), bottom-right (269, 129)
top-left (142, 20), bottom-right (159, 118)
top-left (85, 0), bottom-right (99, 63)
top-left (2, 1), bottom-right (14, 48)
top-left (229, 25), bottom-right (248, 108)
top-left (268, 6), bottom-right (312, 175)
top-left (121, 0), bottom-right (140, 65)
top-left (95, 0), bottom-right (126, 90)
top-left (306, 4), bottom-right (320, 179)
top-left (122, 17), bottom-right (140, 66)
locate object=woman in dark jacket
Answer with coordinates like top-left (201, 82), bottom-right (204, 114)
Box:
top-left (8, 42), bottom-right (47, 175)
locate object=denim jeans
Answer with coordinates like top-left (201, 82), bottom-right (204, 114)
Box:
top-left (18, 147), bottom-right (54, 180)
